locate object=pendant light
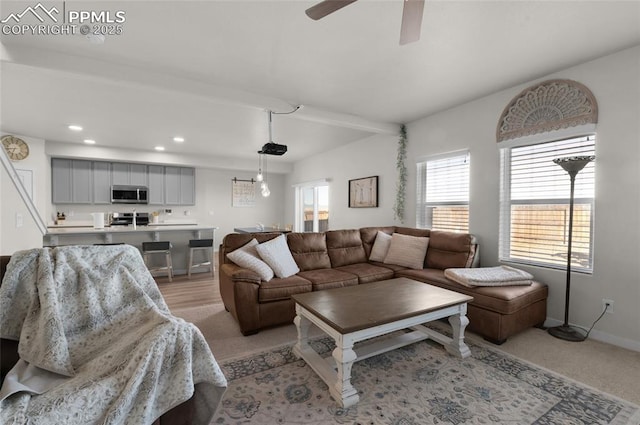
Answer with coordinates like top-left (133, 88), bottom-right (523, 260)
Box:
top-left (261, 151), bottom-right (270, 197)
top-left (256, 106), bottom-right (301, 197)
top-left (256, 153), bottom-right (264, 182)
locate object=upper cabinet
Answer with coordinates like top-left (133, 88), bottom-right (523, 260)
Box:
top-left (147, 165), bottom-right (165, 205)
top-left (164, 166), bottom-right (195, 206)
top-left (51, 159), bottom-right (195, 206)
top-left (93, 161), bottom-right (112, 204)
top-left (51, 159), bottom-right (93, 204)
top-left (112, 163), bottom-right (148, 186)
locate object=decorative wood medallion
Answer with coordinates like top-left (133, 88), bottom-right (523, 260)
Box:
top-left (496, 79), bottom-right (598, 142)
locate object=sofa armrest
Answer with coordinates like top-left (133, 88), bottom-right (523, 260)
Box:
top-left (220, 263), bottom-right (261, 284)
top-left (218, 263), bottom-right (262, 335)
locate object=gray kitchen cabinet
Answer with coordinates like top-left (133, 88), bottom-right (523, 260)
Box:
top-left (51, 159), bottom-right (195, 206)
top-left (164, 166), bottom-right (195, 206)
top-left (112, 162), bottom-right (148, 186)
top-left (147, 165), bottom-right (165, 205)
top-left (51, 158), bottom-right (92, 204)
top-left (180, 167), bottom-right (195, 205)
top-left (93, 161), bottom-right (112, 204)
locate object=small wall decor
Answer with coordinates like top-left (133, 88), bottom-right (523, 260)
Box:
top-left (349, 176), bottom-right (378, 208)
top-left (232, 178), bottom-right (256, 207)
top-left (393, 125), bottom-right (407, 222)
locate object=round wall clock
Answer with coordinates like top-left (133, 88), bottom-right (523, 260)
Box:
top-left (1, 135), bottom-right (29, 161)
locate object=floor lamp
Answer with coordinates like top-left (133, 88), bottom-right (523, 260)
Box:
top-left (547, 155), bottom-right (595, 342)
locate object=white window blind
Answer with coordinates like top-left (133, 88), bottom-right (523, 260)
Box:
top-left (499, 135), bottom-right (596, 272)
top-left (416, 151), bottom-right (469, 232)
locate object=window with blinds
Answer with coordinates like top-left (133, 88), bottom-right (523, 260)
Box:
top-left (416, 151), bottom-right (469, 232)
top-left (499, 135), bottom-right (596, 272)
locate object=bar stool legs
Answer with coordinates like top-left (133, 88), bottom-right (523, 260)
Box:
top-left (187, 239), bottom-right (214, 278)
top-left (142, 241), bottom-right (173, 282)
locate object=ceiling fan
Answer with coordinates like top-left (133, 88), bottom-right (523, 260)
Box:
top-left (305, 0), bottom-right (425, 45)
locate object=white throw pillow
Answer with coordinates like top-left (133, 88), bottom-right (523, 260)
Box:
top-left (369, 231), bottom-right (392, 262)
top-left (384, 233), bottom-right (430, 269)
top-left (226, 239), bottom-right (274, 281)
top-left (256, 234), bottom-right (300, 278)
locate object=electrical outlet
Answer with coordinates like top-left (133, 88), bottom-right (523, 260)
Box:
top-left (602, 299), bottom-right (614, 314)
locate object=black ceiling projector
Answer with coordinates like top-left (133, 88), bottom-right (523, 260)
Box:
top-left (259, 142), bottom-right (287, 156)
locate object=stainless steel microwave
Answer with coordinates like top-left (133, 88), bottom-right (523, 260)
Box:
top-left (111, 185), bottom-right (148, 204)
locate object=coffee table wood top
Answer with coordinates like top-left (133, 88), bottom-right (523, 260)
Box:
top-left (292, 277), bottom-right (473, 334)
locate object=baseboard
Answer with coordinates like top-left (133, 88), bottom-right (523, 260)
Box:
top-left (545, 318), bottom-right (640, 352)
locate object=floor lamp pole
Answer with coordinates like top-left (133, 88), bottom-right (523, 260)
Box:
top-left (547, 155), bottom-right (594, 342)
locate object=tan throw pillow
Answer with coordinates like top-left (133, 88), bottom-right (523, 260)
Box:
top-left (256, 234), bottom-right (300, 278)
top-left (226, 239), bottom-right (274, 281)
top-left (384, 233), bottom-right (430, 269)
top-left (369, 231), bottom-right (392, 262)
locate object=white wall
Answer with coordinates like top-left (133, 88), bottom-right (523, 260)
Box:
top-left (404, 46), bottom-right (640, 350)
top-left (288, 46), bottom-right (640, 350)
top-left (285, 134), bottom-right (399, 230)
top-left (0, 135), bottom-right (48, 255)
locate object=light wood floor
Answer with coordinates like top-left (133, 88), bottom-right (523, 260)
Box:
top-left (155, 271), bottom-right (221, 309)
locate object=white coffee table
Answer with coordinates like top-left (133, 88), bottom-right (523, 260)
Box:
top-left (292, 277), bottom-right (473, 408)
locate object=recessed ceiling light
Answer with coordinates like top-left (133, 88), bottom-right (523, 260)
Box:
top-left (173, 136), bottom-right (185, 143)
top-left (83, 139), bottom-right (96, 144)
top-left (68, 125), bottom-right (83, 131)
top-left (155, 146), bottom-right (165, 151)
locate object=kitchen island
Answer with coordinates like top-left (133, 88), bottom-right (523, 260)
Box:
top-left (44, 224), bottom-right (218, 276)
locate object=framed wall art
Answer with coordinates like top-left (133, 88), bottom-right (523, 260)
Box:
top-left (349, 175), bottom-right (378, 208)
top-left (232, 178), bottom-right (256, 207)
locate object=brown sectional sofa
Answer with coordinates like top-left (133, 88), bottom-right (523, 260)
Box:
top-left (219, 226), bottom-right (548, 344)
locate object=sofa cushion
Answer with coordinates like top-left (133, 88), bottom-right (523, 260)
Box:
top-left (287, 232), bottom-right (331, 271)
top-left (370, 261), bottom-right (408, 273)
top-left (384, 233), bottom-right (430, 269)
top-left (297, 269), bottom-right (359, 291)
top-left (226, 239), bottom-right (274, 281)
top-left (256, 234), bottom-right (300, 278)
top-left (368, 231), bottom-right (392, 262)
top-left (360, 226), bottom-right (395, 258)
top-left (425, 230), bottom-right (477, 269)
top-left (258, 275), bottom-right (312, 302)
top-left (326, 229), bottom-right (367, 267)
top-left (394, 227), bottom-right (431, 238)
top-left (221, 232), bottom-right (281, 264)
top-left (336, 263), bottom-right (394, 284)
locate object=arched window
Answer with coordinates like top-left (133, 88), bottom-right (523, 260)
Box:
top-left (497, 79), bottom-right (598, 272)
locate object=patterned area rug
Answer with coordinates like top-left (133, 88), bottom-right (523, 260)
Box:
top-left (213, 334), bottom-right (640, 424)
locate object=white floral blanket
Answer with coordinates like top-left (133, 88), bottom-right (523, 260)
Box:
top-left (444, 265), bottom-right (534, 287)
top-left (0, 245), bottom-right (227, 425)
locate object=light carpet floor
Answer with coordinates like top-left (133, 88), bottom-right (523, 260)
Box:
top-left (172, 303), bottom-right (640, 407)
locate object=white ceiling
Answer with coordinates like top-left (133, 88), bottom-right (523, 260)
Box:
top-left (1, 0), bottom-right (639, 166)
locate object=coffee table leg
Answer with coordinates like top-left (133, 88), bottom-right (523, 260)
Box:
top-left (332, 339), bottom-right (359, 408)
top-left (293, 310), bottom-right (312, 358)
top-left (446, 312), bottom-right (471, 358)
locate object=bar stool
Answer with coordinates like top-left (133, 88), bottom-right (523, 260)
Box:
top-left (142, 241), bottom-right (173, 282)
top-left (187, 239), bottom-right (214, 278)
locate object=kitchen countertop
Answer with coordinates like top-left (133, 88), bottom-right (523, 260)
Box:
top-left (46, 224), bottom-right (218, 235)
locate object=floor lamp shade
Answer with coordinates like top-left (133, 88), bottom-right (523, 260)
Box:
top-left (547, 155), bottom-right (595, 342)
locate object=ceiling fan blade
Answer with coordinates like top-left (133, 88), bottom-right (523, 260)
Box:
top-left (305, 0), bottom-right (358, 20)
top-left (399, 0), bottom-right (425, 45)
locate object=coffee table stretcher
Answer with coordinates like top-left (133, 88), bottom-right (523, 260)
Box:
top-left (293, 302), bottom-right (471, 408)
